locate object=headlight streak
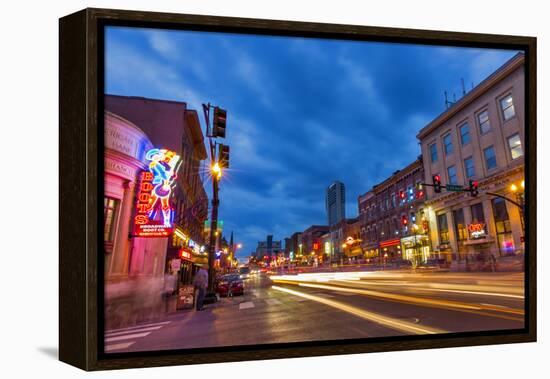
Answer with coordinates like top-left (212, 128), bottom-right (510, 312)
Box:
top-left (271, 279), bottom-right (524, 321)
top-left (335, 279), bottom-right (524, 299)
top-left (271, 285), bottom-right (447, 335)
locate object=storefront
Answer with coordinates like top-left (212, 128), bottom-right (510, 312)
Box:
top-left (400, 234), bottom-right (431, 264)
top-left (169, 227), bottom-right (207, 285)
top-left (379, 238), bottom-right (401, 262)
top-left (104, 111), bottom-right (157, 281)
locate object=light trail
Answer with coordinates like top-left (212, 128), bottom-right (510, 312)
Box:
top-left (336, 279), bottom-right (524, 299)
top-left (270, 279), bottom-right (524, 322)
top-left (272, 285), bottom-right (447, 335)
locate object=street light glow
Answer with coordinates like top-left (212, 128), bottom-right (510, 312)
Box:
top-left (510, 183), bottom-right (518, 192)
top-left (212, 162), bottom-right (222, 179)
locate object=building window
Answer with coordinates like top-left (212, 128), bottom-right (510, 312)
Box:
top-left (508, 133), bottom-right (523, 160)
top-left (104, 197), bottom-right (119, 243)
top-left (469, 202), bottom-right (487, 239)
top-left (478, 109), bottom-right (491, 135)
top-left (429, 143), bottom-right (438, 163)
top-left (443, 133), bottom-right (453, 155)
top-left (437, 213), bottom-right (449, 244)
top-left (484, 146), bottom-right (497, 170)
top-left (492, 198), bottom-right (514, 255)
top-left (453, 209), bottom-right (468, 241)
top-left (447, 165), bottom-right (457, 184)
top-left (459, 122), bottom-right (471, 145)
top-left (464, 156), bottom-right (475, 179)
top-left (500, 94), bottom-right (516, 121)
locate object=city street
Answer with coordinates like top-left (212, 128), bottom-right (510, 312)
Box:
top-left (105, 270), bottom-right (524, 353)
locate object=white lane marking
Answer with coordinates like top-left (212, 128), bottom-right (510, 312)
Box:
top-left (105, 325), bottom-right (164, 337)
top-left (105, 332), bottom-right (151, 343)
top-left (105, 321), bottom-right (171, 334)
top-left (105, 342), bottom-right (135, 352)
top-left (239, 301), bottom-right (255, 310)
top-left (272, 286), bottom-right (447, 335)
top-left (265, 298), bottom-right (282, 305)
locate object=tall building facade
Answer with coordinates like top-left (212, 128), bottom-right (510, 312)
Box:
top-left (104, 95), bottom-right (209, 285)
top-left (255, 235), bottom-right (282, 259)
top-left (417, 53), bottom-right (525, 267)
top-left (358, 158), bottom-right (429, 264)
top-left (326, 181), bottom-right (346, 226)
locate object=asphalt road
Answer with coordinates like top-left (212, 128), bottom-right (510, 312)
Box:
top-left (104, 270), bottom-right (524, 353)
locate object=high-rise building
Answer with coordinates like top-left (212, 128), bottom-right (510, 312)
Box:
top-left (326, 181), bottom-right (346, 226)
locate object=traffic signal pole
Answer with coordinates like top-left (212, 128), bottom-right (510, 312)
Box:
top-left (207, 172), bottom-right (219, 294)
top-left (202, 103), bottom-right (229, 301)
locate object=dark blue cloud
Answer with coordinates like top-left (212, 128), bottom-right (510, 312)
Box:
top-left (105, 26), bottom-right (519, 258)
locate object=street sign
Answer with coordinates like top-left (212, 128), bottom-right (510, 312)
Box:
top-left (445, 184), bottom-right (464, 192)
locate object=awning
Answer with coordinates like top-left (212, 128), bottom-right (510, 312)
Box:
top-left (380, 238), bottom-right (400, 248)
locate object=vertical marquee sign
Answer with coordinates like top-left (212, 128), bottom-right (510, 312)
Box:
top-left (133, 148), bottom-right (181, 237)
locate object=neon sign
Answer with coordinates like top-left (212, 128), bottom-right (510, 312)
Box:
top-left (133, 148), bottom-right (181, 237)
top-left (468, 223), bottom-right (487, 239)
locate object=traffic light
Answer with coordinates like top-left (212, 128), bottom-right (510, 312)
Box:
top-left (469, 180), bottom-right (479, 197)
top-left (433, 174), bottom-right (442, 193)
top-left (399, 190), bottom-right (405, 200)
top-left (401, 215), bottom-right (408, 226)
top-left (218, 144), bottom-right (230, 168)
top-left (213, 107), bottom-right (227, 138)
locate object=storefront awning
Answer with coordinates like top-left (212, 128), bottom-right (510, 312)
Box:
top-left (380, 238), bottom-right (400, 248)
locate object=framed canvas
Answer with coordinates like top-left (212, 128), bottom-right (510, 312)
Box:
top-left (59, 8), bottom-right (537, 371)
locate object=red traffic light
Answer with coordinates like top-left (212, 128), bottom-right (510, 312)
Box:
top-left (399, 190), bottom-right (405, 199)
top-left (401, 215), bottom-right (408, 226)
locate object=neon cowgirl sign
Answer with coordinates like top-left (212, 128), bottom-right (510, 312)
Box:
top-left (133, 148), bottom-right (181, 237)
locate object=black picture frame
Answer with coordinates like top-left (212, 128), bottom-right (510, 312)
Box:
top-left (59, 7), bottom-right (537, 371)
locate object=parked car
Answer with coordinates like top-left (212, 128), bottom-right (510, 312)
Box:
top-left (216, 274), bottom-right (244, 297)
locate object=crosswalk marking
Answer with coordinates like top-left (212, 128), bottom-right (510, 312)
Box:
top-left (105, 321), bottom-right (171, 334)
top-left (104, 321), bottom-right (172, 352)
top-left (105, 325), bottom-right (164, 337)
top-left (105, 342), bottom-right (135, 352)
top-left (239, 301), bottom-right (255, 310)
top-left (105, 332), bottom-right (152, 343)
top-left (265, 298), bottom-right (282, 305)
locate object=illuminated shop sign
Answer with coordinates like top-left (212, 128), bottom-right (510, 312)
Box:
top-left (468, 223), bottom-right (487, 239)
top-left (133, 148), bottom-right (181, 237)
top-left (179, 248), bottom-right (192, 260)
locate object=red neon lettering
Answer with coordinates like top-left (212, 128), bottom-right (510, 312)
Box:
top-left (140, 182), bottom-right (153, 192)
top-left (142, 171), bottom-right (154, 181)
top-left (135, 215), bottom-right (148, 225)
top-left (138, 192), bottom-right (151, 202)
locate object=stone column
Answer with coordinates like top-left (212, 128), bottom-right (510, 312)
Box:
top-left (446, 211), bottom-right (458, 262)
top-left (482, 198), bottom-right (499, 257)
top-left (111, 180), bottom-right (136, 277)
top-left (505, 198), bottom-right (524, 253)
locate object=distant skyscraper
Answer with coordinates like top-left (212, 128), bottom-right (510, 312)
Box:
top-left (326, 181), bottom-right (346, 226)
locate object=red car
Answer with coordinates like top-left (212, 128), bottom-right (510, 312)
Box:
top-left (216, 274), bottom-right (244, 297)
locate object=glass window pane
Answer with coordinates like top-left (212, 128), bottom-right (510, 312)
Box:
top-left (484, 146), bottom-right (497, 169)
top-left (478, 110), bottom-right (490, 134)
top-left (447, 165), bottom-right (457, 184)
top-left (508, 133), bottom-right (523, 159)
top-left (430, 143), bottom-right (438, 162)
top-left (460, 123), bottom-right (471, 145)
top-left (500, 94), bottom-right (515, 120)
top-left (443, 134), bottom-right (453, 154)
top-left (464, 157), bottom-right (475, 178)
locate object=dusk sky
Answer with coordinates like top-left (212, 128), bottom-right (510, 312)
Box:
top-left (105, 26), bottom-right (519, 258)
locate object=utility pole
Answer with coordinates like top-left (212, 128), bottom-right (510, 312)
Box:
top-left (202, 103), bottom-right (228, 302)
